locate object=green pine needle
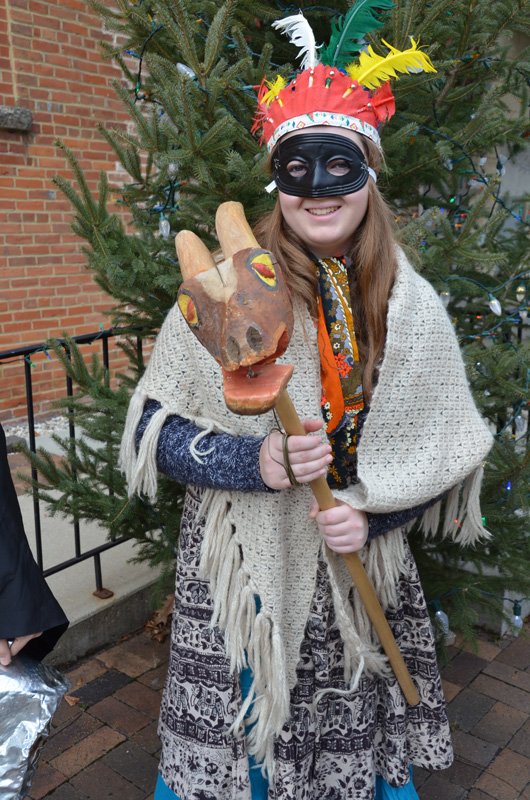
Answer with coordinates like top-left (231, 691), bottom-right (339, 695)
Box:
top-left (319, 0), bottom-right (394, 69)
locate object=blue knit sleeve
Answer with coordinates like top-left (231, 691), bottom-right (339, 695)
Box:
top-left (366, 496), bottom-right (444, 541)
top-left (136, 401), bottom-right (443, 520)
top-left (135, 399), bottom-right (275, 493)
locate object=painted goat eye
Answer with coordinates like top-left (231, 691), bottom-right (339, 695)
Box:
top-left (249, 252), bottom-right (277, 287)
top-left (178, 292), bottom-right (200, 327)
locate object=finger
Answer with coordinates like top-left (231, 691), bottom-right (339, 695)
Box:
top-left (321, 517), bottom-right (362, 539)
top-left (309, 496), bottom-right (320, 516)
top-left (322, 526), bottom-right (365, 544)
top-left (326, 541), bottom-right (364, 554)
top-left (302, 418), bottom-right (324, 433)
top-left (287, 438), bottom-right (331, 458)
top-left (289, 450), bottom-right (332, 470)
top-left (288, 433), bottom-right (328, 450)
top-left (263, 433), bottom-right (287, 464)
top-left (316, 507), bottom-right (351, 526)
top-left (295, 466), bottom-right (329, 484)
top-left (291, 449), bottom-right (332, 469)
top-left (321, 522), bottom-right (349, 538)
top-left (0, 640), bottom-right (11, 666)
top-left (266, 442), bottom-right (284, 463)
top-left (10, 632), bottom-right (42, 657)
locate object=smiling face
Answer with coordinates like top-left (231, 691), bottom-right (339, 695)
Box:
top-left (276, 127), bottom-right (370, 258)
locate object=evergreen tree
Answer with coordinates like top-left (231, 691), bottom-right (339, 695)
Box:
top-left (25, 0), bottom-right (530, 630)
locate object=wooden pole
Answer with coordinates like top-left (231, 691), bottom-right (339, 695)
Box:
top-left (275, 390), bottom-right (420, 707)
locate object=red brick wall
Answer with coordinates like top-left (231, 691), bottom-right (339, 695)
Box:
top-left (0, 0), bottom-right (130, 422)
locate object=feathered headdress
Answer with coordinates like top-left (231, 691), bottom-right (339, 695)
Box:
top-left (253, 2), bottom-right (436, 151)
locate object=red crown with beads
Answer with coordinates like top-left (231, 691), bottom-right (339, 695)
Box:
top-left (253, 63), bottom-right (395, 151)
top-left (252, 8), bottom-right (436, 153)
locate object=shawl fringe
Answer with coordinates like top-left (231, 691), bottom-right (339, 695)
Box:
top-left (119, 384), bottom-right (233, 500)
top-left (198, 489), bottom-right (290, 776)
top-left (454, 466), bottom-right (490, 546)
top-left (134, 406), bottom-right (171, 501)
top-left (118, 385), bottom-right (148, 497)
top-left (417, 466), bottom-right (490, 547)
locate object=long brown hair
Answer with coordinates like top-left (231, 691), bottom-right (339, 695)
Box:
top-left (253, 137), bottom-right (397, 401)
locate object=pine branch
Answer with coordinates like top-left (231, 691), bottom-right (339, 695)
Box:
top-left (153, 0), bottom-right (202, 79)
top-left (203, 0), bottom-right (238, 75)
top-left (483, 0), bottom-right (530, 50)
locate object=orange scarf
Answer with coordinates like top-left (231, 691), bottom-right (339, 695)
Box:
top-left (316, 256), bottom-right (364, 488)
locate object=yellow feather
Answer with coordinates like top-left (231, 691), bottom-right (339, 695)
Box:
top-left (262, 75), bottom-right (287, 105)
top-left (345, 37), bottom-right (436, 90)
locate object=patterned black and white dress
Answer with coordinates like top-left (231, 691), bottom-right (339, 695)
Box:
top-left (155, 481), bottom-right (452, 800)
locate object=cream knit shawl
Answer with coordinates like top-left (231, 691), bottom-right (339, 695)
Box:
top-left (119, 247), bottom-right (493, 774)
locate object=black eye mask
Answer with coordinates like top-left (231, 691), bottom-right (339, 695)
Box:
top-left (271, 133), bottom-right (370, 198)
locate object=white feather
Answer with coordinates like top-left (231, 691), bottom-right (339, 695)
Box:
top-left (272, 13), bottom-right (319, 70)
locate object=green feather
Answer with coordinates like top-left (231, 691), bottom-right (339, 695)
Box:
top-left (319, 0), bottom-right (395, 69)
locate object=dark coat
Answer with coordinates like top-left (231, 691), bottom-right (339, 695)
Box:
top-left (0, 423), bottom-right (68, 659)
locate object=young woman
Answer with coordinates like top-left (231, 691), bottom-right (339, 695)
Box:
top-left (120, 13), bottom-right (493, 800)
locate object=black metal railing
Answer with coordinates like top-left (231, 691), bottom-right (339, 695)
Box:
top-left (0, 329), bottom-right (143, 598)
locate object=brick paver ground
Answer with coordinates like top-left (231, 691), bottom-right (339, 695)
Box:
top-left (28, 630), bottom-right (169, 800)
top-left (24, 623), bottom-right (529, 799)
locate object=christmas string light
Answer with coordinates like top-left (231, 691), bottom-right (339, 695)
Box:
top-left (495, 397), bottom-right (529, 440)
top-left (465, 311), bottom-right (528, 341)
top-left (438, 270), bottom-right (530, 340)
top-left (472, 337), bottom-right (530, 442)
top-left (427, 588), bottom-right (530, 638)
top-left (511, 602), bottom-right (524, 634)
top-left (488, 294), bottom-right (502, 316)
top-left (150, 179), bottom-right (186, 215)
top-left (432, 598), bottom-right (456, 645)
top-left (395, 114), bottom-right (530, 229)
top-left (124, 8), bottom-right (272, 129)
top-left (158, 213), bottom-right (171, 238)
top-left (127, 23), bottom-right (165, 104)
top-left (118, 177), bottom-right (187, 233)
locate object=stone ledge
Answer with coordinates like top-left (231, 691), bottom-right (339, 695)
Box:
top-left (0, 104), bottom-right (33, 131)
top-left (43, 583), bottom-right (156, 669)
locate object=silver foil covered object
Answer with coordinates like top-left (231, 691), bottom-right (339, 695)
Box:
top-left (0, 656), bottom-right (71, 799)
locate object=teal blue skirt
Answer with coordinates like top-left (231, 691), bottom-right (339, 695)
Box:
top-left (154, 766), bottom-right (419, 799)
top-left (154, 663), bottom-right (419, 799)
